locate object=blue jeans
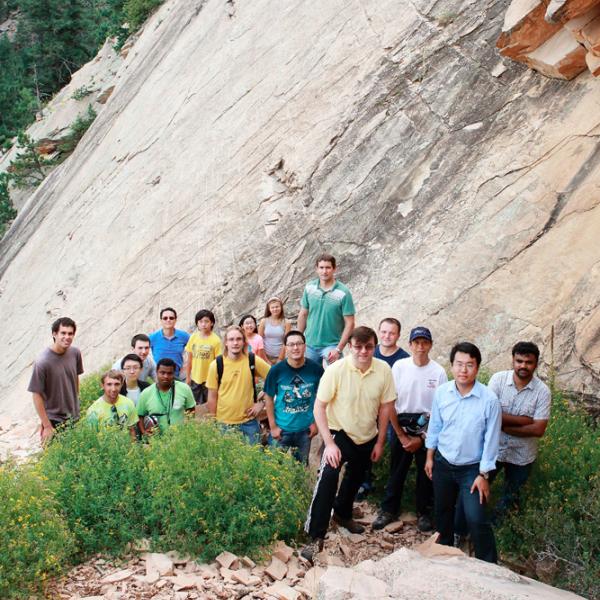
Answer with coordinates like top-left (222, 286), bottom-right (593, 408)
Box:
top-left (305, 345), bottom-right (338, 366)
top-left (454, 460), bottom-right (532, 534)
top-left (223, 419), bottom-right (261, 445)
top-left (433, 451), bottom-right (497, 563)
top-left (269, 428), bottom-right (311, 464)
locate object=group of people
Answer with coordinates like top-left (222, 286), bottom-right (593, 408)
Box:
top-left (27, 253), bottom-right (551, 565)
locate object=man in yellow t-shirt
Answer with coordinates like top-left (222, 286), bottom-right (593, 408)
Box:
top-left (185, 309), bottom-right (222, 411)
top-left (301, 326), bottom-right (396, 563)
top-left (206, 326), bottom-right (270, 444)
top-left (86, 369), bottom-right (138, 440)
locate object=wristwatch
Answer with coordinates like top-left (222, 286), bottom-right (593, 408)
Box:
top-left (479, 471), bottom-right (489, 480)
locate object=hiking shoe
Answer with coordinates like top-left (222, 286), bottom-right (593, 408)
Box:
top-left (417, 514), bottom-right (433, 532)
top-left (332, 513), bottom-right (365, 534)
top-left (372, 511), bottom-right (395, 530)
top-left (300, 538), bottom-right (324, 564)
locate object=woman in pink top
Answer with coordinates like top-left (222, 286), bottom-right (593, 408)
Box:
top-left (239, 315), bottom-right (268, 361)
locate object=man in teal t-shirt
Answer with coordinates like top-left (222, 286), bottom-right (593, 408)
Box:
top-left (297, 253), bottom-right (355, 367)
top-left (263, 330), bottom-right (324, 463)
top-left (86, 369), bottom-right (138, 440)
top-left (137, 358), bottom-right (195, 435)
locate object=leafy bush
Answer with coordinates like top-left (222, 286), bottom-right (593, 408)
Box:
top-left (146, 421), bottom-right (311, 559)
top-left (38, 424), bottom-right (148, 557)
top-left (124, 0), bottom-right (163, 30)
top-left (496, 395), bottom-right (599, 598)
top-left (58, 105), bottom-right (97, 154)
top-left (0, 172), bottom-right (16, 236)
top-left (79, 367), bottom-right (105, 413)
top-left (0, 463), bottom-right (75, 598)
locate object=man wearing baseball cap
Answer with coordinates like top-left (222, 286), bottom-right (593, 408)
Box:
top-left (373, 326), bottom-right (447, 532)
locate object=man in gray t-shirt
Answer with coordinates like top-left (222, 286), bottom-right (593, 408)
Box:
top-left (488, 341), bottom-right (551, 520)
top-left (112, 333), bottom-right (156, 382)
top-left (28, 317), bottom-right (84, 444)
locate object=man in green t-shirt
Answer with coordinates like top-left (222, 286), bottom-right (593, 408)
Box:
top-left (137, 358), bottom-right (195, 435)
top-left (86, 369), bottom-right (138, 440)
top-left (297, 253), bottom-right (355, 367)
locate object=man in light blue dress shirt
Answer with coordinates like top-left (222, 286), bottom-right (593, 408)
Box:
top-left (425, 341), bottom-right (501, 563)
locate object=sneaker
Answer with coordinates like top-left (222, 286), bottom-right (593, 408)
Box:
top-left (372, 511), bottom-right (395, 530)
top-left (332, 513), bottom-right (365, 534)
top-left (300, 538), bottom-right (324, 564)
top-left (417, 514), bottom-right (433, 532)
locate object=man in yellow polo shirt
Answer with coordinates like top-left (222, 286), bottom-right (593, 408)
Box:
top-left (206, 326), bottom-right (270, 444)
top-left (302, 326), bottom-right (396, 563)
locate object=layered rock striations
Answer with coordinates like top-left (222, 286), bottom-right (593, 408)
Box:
top-left (1, 0), bottom-right (600, 432)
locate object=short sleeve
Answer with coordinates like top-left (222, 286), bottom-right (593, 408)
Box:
top-left (255, 356), bottom-right (270, 379)
top-left (126, 401), bottom-right (138, 427)
top-left (185, 335), bottom-right (194, 353)
top-left (341, 289), bottom-right (355, 316)
top-left (316, 367), bottom-right (337, 404)
top-left (533, 385), bottom-right (552, 420)
top-left (182, 384), bottom-right (195, 409)
top-left (137, 390), bottom-right (149, 417)
top-left (27, 361), bottom-right (46, 395)
top-left (206, 360), bottom-right (218, 390)
top-left (380, 365), bottom-right (397, 404)
top-left (76, 349), bottom-right (84, 376)
top-left (488, 372), bottom-right (502, 398)
top-left (438, 368), bottom-right (448, 386)
top-left (263, 365), bottom-right (278, 398)
top-left (213, 337), bottom-right (223, 357)
top-left (300, 286), bottom-right (309, 310)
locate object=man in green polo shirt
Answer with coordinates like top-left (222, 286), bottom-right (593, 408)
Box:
top-left (137, 358), bottom-right (195, 435)
top-left (297, 253), bottom-right (355, 367)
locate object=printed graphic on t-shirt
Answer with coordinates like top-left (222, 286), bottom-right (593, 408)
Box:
top-left (280, 374), bottom-right (315, 415)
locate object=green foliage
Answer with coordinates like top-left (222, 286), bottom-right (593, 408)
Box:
top-left (0, 463), bottom-right (75, 598)
top-left (0, 172), bottom-right (17, 235)
top-left (123, 0), bottom-right (162, 30)
top-left (79, 368), bottom-right (104, 413)
top-left (71, 84), bottom-right (94, 100)
top-left (58, 104), bottom-right (97, 154)
top-left (9, 131), bottom-right (57, 189)
top-left (38, 424), bottom-right (147, 557)
top-left (146, 421), bottom-right (311, 559)
top-left (496, 395), bottom-right (600, 598)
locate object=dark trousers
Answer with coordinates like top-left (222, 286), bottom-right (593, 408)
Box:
top-left (454, 460), bottom-right (533, 535)
top-left (380, 434), bottom-right (432, 516)
top-left (305, 430), bottom-right (376, 540)
top-left (433, 451), bottom-right (497, 563)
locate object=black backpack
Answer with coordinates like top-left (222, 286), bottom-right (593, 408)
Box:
top-left (215, 352), bottom-right (257, 402)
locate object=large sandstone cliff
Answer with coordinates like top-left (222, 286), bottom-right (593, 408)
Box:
top-left (1, 0), bottom-right (600, 430)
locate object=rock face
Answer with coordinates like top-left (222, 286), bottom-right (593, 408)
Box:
top-left (1, 0), bottom-right (600, 431)
top-left (498, 0), bottom-right (600, 78)
top-left (317, 547), bottom-right (584, 599)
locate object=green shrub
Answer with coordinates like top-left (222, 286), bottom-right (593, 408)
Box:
top-left (496, 395), bottom-right (599, 598)
top-left (0, 172), bottom-right (16, 236)
top-left (124, 0), bottom-right (163, 30)
top-left (79, 367), bottom-right (105, 413)
top-left (146, 421), bottom-right (311, 559)
top-left (39, 424), bottom-right (147, 557)
top-left (0, 463), bottom-right (75, 598)
top-left (58, 105), bottom-right (97, 155)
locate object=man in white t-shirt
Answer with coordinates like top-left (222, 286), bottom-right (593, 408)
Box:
top-left (372, 326), bottom-right (447, 533)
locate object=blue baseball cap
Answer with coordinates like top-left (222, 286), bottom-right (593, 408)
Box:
top-left (409, 326), bottom-right (433, 342)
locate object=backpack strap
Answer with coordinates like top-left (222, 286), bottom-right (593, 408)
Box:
top-left (216, 355), bottom-right (224, 387)
top-left (248, 352), bottom-right (257, 403)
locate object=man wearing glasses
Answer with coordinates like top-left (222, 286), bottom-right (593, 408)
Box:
top-left (118, 354), bottom-right (150, 406)
top-left (263, 330), bottom-right (324, 464)
top-left (86, 370), bottom-right (138, 440)
top-left (149, 307), bottom-right (190, 379)
top-left (301, 326), bottom-right (396, 563)
top-left (424, 342), bottom-right (501, 563)
top-left (112, 333), bottom-right (156, 382)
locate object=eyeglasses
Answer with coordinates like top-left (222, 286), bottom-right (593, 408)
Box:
top-left (162, 316), bottom-right (176, 321)
top-left (123, 365), bottom-right (141, 371)
top-left (351, 344), bottom-right (376, 352)
top-left (286, 342), bottom-right (305, 348)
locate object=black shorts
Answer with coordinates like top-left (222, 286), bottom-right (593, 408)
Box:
top-left (190, 381), bottom-right (208, 405)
